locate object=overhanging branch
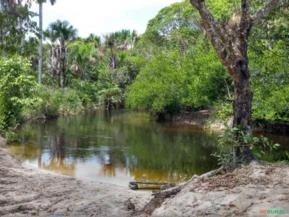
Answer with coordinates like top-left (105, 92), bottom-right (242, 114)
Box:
top-left (251, 0), bottom-right (284, 24)
top-left (190, 0), bottom-right (239, 79)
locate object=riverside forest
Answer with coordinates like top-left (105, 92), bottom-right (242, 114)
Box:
top-left (1, 0), bottom-right (289, 216)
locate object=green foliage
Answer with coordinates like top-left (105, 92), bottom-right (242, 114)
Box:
top-left (23, 86), bottom-right (59, 119)
top-left (22, 86), bottom-right (87, 119)
top-left (127, 38), bottom-right (227, 114)
top-left (250, 6), bottom-right (289, 122)
top-left (0, 1), bottom-right (37, 56)
top-left (67, 40), bottom-right (97, 80)
top-left (213, 101), bottom-right (233, 121)
top-left (213, 126), bottom-right (281, 168)
top-left (0, 56), bottom-right (37, 131)
top-left (126, 51), bottom-right (185, 113)
top-left (138, 0), bottom-right (199, 54)
top-left (206, 0), bottom-right (238, 20)
top-left (70, 80), bottom-right (99, 106)
top-left (1, 0), bottom-right (288, 138)
top-left (45, 20), bottom-right (77, 43)
top-left (213, 127), bottom-right (239, 168)
top-left (98, 86), bottom-right (123, 109)
top-left (253, 86), bottom-right (289, 122)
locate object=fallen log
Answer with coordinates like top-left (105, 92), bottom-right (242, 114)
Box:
top-left (129, 181), bottom-right (176, 190)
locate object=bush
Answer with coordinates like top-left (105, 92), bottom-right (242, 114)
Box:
top-left (213, 126), bottom-right (281, 168)
top-left (0, 56), bottom-right (37, 131)
top-left (126, 51), bottom-right (185, 113)
top-left (22, 86), bottom-right (85, 119)
top-left (70, 79), bottom-right (99, 106)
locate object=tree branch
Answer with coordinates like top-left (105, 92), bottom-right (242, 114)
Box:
top-left (239, 0), bottom-right (251, 56)
top-left (240, 0), bottom-right (250, 33)
top-left (190, 0), bottom-right (239, 79)
top-left (251, 0), bottom-right (283, 24)
top-left (190, 0), bottom-right (223, 47)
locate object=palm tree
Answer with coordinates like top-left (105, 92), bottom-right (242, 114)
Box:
top-left (103, 30), bottom-right (137, 69)
top-left (85, 33), bottom-right (101, 46)
top-left (45, 20), bottom-right (77, 87)
top-left (37, 0), bottom-right (56, 84)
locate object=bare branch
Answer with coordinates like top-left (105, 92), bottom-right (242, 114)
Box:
top-left (251, 0), bottom-right (283, 24)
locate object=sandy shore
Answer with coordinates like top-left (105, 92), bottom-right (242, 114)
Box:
top-left (1, 136), bottom-right (289, 217)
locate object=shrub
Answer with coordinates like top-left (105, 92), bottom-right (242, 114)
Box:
top-left (213, 126), bottom-right (280, 168)
top-left (0, 56), bottom-right (37, 131)
top-left (126, 42), bottom-right (227, 114)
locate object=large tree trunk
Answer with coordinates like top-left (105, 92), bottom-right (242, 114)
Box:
top-left (233, 61), bottom-right (252, 131)
top-left (232, 59), bottom-right (255, 162)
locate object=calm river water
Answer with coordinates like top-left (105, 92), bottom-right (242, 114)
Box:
top-left (8, 111), bottom-right (289, 186)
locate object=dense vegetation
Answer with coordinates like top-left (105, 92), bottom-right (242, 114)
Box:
top-left (0, 0), bottom-right (288, 138)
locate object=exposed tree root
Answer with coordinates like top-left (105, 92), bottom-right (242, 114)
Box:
top-left (132, 167), bottom-right (225, 216)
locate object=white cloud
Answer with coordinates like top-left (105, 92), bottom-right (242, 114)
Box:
top-left (31, 0), bottom-right (181, 37)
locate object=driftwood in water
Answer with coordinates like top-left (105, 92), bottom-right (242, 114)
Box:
top-left (129, 181), bottom-right (176, 190)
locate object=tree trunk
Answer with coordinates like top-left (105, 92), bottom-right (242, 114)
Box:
top-left (232, 59), bottom-right (255, 162)
top-left (189, 0), bottom-right (286, 163)
top-left (59, 41), bottom-right (66, 88)
top-left (38, 1), bottom-right (43, 84)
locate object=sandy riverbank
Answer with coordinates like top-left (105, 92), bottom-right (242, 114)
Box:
top-left (1, 136), bottom-right (289, 217)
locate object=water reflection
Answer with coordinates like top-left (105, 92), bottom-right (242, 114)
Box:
top-left (8, 111), bottom-right (219, 186)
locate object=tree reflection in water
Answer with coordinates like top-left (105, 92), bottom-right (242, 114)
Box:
top-left (39, 133), bottom-right (76, 176)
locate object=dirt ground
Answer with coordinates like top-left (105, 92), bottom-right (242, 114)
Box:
top-left (150, 163), bottom-right (289, 217)
top-left (1, 136), bottom-right (289, 217)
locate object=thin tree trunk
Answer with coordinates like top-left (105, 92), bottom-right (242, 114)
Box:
top-left (110, 47), bottom-right (116, 69)
top-left (59, 41), bottom-right (66, 88)
top-left (38, 1), bottom-right (43, 84)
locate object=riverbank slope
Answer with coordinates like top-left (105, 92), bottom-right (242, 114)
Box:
top-left (170, 110), bottom-right (289, 134)
top-left (148, 162), bottom-right (289, 217)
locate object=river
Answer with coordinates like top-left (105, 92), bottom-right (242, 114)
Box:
top-left (7, 111), bottom-right (289, 187)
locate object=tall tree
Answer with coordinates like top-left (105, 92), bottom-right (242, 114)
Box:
top-left (45, 20), bottom-right (77, 87)
top-left (190, 0), bottom-right (288, 161)
top-left (0, 0), bottom-right (36, 55)
top-left (37, 0), bottom-right (56, 84)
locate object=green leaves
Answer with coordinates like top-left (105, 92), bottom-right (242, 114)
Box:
top-left (214, 126), bottom-right (282, 168)
top-left (45, 20), bottom-right (77, 43)
top-left (206, 0), bottom-right (239, 21)
top-left (250, 9), bottom-right (289, 122)
top-left (0, 56), bottom-right (37, 131)
top-left (0, 1), bottom-right (37, 56)
top-left (126, 41), bottom-right (226, 114)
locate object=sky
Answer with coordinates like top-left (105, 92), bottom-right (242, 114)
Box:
top-left (31, 0), bottom-right (181, 38)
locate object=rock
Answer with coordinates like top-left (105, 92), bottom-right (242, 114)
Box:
top-left (126, 198), bottom-right (136, 211)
